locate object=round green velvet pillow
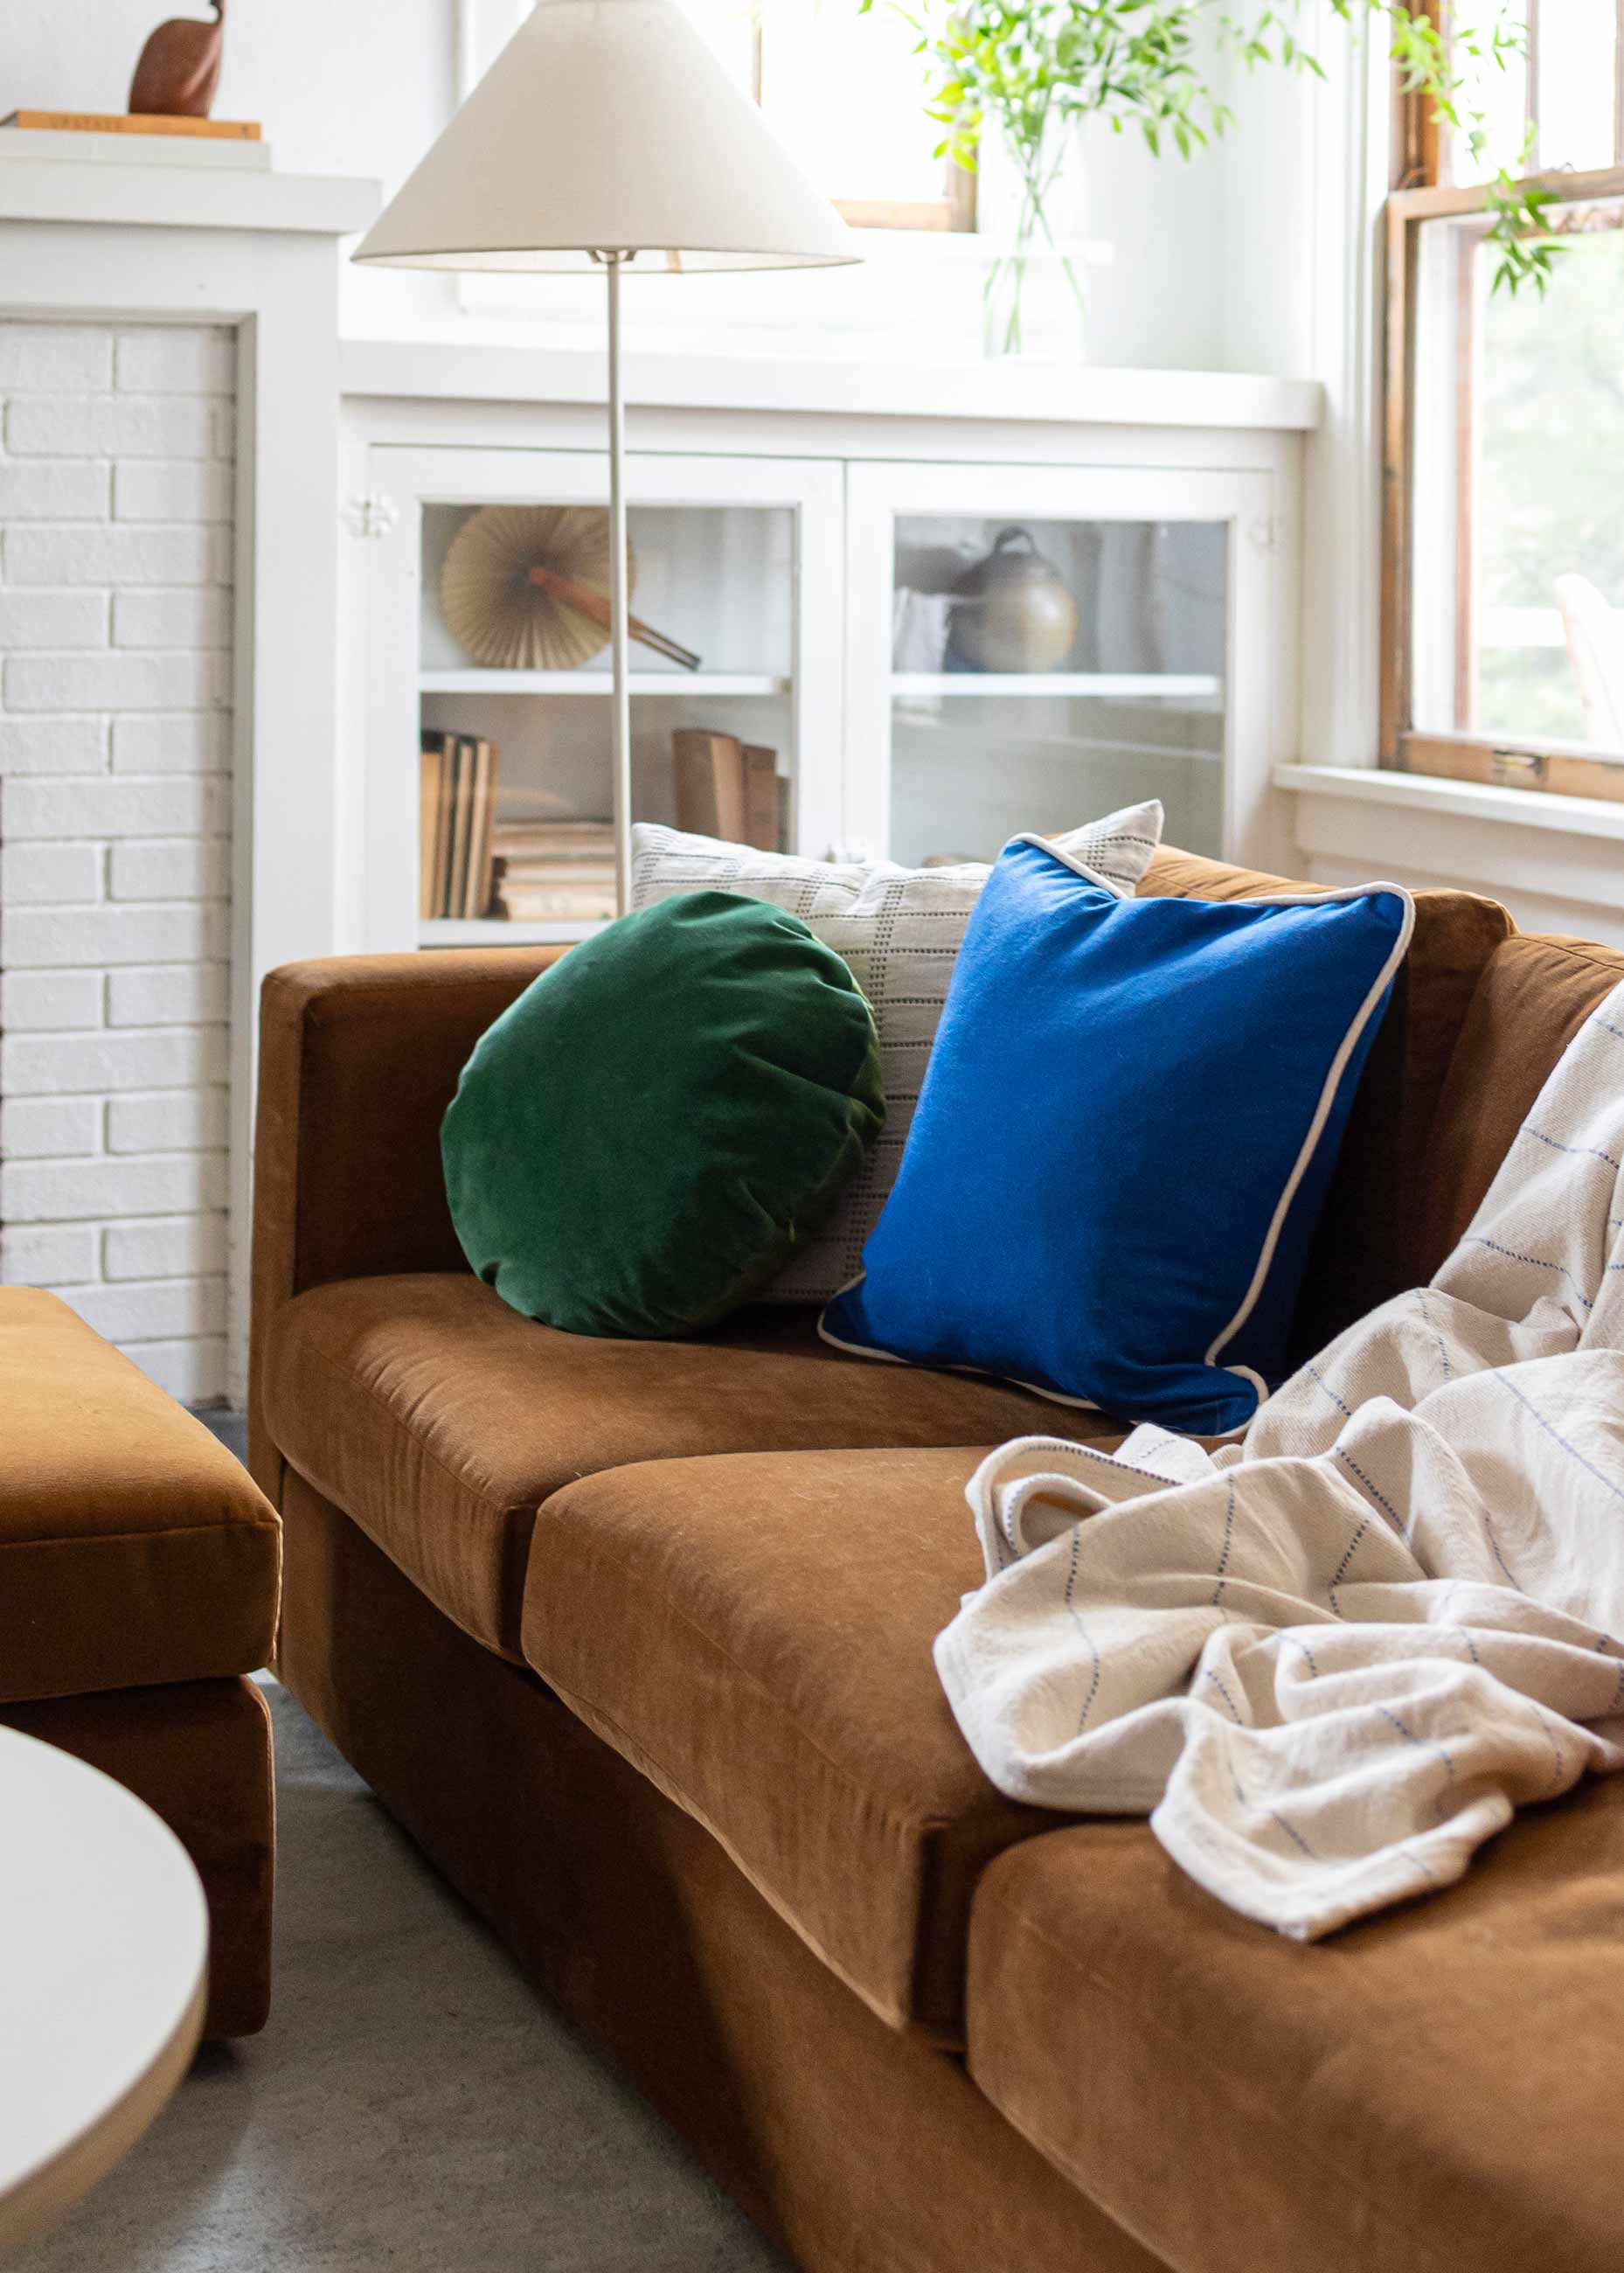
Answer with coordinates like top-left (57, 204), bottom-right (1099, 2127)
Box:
top-left (441, 892), bottom-right (885, 1337)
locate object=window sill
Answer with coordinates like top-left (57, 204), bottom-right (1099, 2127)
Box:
top-left (1274, 762), bottom-right (1624, 845)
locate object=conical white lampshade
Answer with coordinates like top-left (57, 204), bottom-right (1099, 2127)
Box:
top-left (353, 0), bottom-right (859, 274)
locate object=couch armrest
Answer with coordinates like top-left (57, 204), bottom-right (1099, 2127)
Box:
top-left (248, 947), bottom-right (566, 1501)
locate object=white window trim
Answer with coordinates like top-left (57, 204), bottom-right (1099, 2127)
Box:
top-left (1296, 10), bottom-right (1393, 771)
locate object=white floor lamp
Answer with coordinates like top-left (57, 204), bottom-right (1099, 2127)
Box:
top-left (352, 0), bottom-right (858, 913)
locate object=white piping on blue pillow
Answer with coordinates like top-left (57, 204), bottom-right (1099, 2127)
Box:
top-left (1004, 830), bottom-right (1128, 901)
top-left (815, 1293), bottom-right (1106, 1415)
top-left (1201, 882), bottom-right (1415, 1380)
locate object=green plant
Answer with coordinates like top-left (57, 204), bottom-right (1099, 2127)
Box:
top-left (864, 0), bottom-right (1561, 353)
top-left (1380, 3), bottom-right (1558, 295)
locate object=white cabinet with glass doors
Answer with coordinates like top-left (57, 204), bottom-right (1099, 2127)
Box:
top-left (358, 437), bottom-right (1286, 953)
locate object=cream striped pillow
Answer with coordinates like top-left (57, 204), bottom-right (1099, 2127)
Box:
top-left (629, 802), bottom-right (1164, 1303)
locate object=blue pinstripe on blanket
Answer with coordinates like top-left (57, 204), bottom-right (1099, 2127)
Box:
top-left (936, 991), bottom-right (1624, 1938)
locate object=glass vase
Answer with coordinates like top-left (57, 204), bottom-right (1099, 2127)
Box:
top-left (979, 125), bottom-right (1091, 363)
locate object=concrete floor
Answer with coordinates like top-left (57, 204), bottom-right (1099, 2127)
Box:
top-left (15, 1424), bottom-right (788, 2273)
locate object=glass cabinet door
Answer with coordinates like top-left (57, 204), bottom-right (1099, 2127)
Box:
top-left (365, 446), bottom-right (843, 952)
top-left (845, 462), bottom-right (1280, 871)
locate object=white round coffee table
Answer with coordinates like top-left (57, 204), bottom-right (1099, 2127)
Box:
top-left (0, 1727), bottom-right (207, 2254)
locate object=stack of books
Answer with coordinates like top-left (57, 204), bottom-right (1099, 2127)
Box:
top-left (673, 730), bottom-right (786, 851)
top-left (490, 820), bottom-right (617, 925)
top-left (420, 733), bottom-right (500, 919)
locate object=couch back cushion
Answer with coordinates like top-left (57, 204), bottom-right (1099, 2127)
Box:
top-left (264, 858), bottom-right (1516, 1361)
top-left (1413, 931), bottom-right (1624, 1269)
top-left (1138, 850), bottom-right (1512, 1356)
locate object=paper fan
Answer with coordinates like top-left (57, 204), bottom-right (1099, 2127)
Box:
top-left (441, 504), bottom-right (635, 671)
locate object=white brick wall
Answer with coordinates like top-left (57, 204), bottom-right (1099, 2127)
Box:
top-left (0, 321), bottom-right (235, 1406)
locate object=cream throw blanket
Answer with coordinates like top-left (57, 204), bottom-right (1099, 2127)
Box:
top-left (936, 987), bottom-right (1624, 1939)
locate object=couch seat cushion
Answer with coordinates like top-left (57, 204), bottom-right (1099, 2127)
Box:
top-left (0, 1289), bottom-right (281, 1703)
top-left (261, 1273), bottom-right (1083, 1664)
top-left (966, 1794), bottom-right (1624, 2273)
top-left (519, 1442), bottom-right (1119, 2040)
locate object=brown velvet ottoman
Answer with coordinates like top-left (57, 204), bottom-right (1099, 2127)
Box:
top-left (0, 1289), bottom-right (282, 2036)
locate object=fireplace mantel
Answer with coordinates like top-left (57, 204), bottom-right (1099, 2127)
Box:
top-left (0, 160), bottom-right (372, 240)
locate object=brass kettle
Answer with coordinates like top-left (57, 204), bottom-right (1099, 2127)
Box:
top-left (948, 525), bottom-right (1078, 674)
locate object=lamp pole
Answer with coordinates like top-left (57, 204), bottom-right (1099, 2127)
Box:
top-left (598, 248), bottom-right (633, 913)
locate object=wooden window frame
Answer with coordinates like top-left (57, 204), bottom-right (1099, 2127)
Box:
top-left (1383, 6), bottom-right (1624, 800)
top-left (1390, 0), bottom-right (1443, 192)
top-left (1381, 162), bottom-right (1624, 802)
top-left (831, 179), bottom-right (977, 234)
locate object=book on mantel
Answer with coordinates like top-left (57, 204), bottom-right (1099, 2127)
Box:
top-left (0, 112), bottom-right (269, 168)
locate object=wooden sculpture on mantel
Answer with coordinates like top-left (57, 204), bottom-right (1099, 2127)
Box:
top-left (129, 0), bottom-right (226, 119)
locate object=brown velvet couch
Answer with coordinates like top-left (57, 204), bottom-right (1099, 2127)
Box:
top-left (251, 845), bottom-right (1624, 2273)
top-left (0, 1288), bottom-right (280, 2039)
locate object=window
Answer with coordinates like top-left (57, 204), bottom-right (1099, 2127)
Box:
top-left (1384, 3), bottom-right (1624, 798)
top-left (751, 0), bottom-right (974, 231)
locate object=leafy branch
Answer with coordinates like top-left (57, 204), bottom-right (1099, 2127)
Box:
top-left (871, 0), bottom-right (1563, 309)
top-left (1353, 0), bottom-right (1561, 295)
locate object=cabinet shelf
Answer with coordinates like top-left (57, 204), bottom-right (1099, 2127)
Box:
top-left (420, 669), bottom-right (789, 699)
top-left (420, 917), bottom-right (606, 948)
top-left (893, 722), bottom-right (1225, 763)
top-left (891, 672), bottom-right (1222, 701)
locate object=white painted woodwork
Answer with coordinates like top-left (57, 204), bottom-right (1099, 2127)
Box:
top-left (1278, 764), bottom-right (1624, 947)
top-left (0, 163), bottom-right (377, 1403)
top-left (342, 339), bottom-right (1323, 434)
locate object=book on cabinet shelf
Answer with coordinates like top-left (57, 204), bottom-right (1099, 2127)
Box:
top-left (744, 744), bottom-right (782, 853)
top-left (420, 732), bottom-right (500, 919)
top-left (673, 729), bottom-right (785, 852)
top-left (490, 817), bottom-right (617, 924)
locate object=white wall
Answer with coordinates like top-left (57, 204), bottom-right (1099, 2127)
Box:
top-left (1, 1), bottom-right (1243, 369)
top-left (1072, 123), bottom-right (1229, 372)
top-left (4, 2), bottom-right (453, 186)
top-left (4, 0), bottom-right (458, 332)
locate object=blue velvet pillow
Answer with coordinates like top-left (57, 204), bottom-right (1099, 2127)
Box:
top-left (820, 838), bottom-right (1413, 1435)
